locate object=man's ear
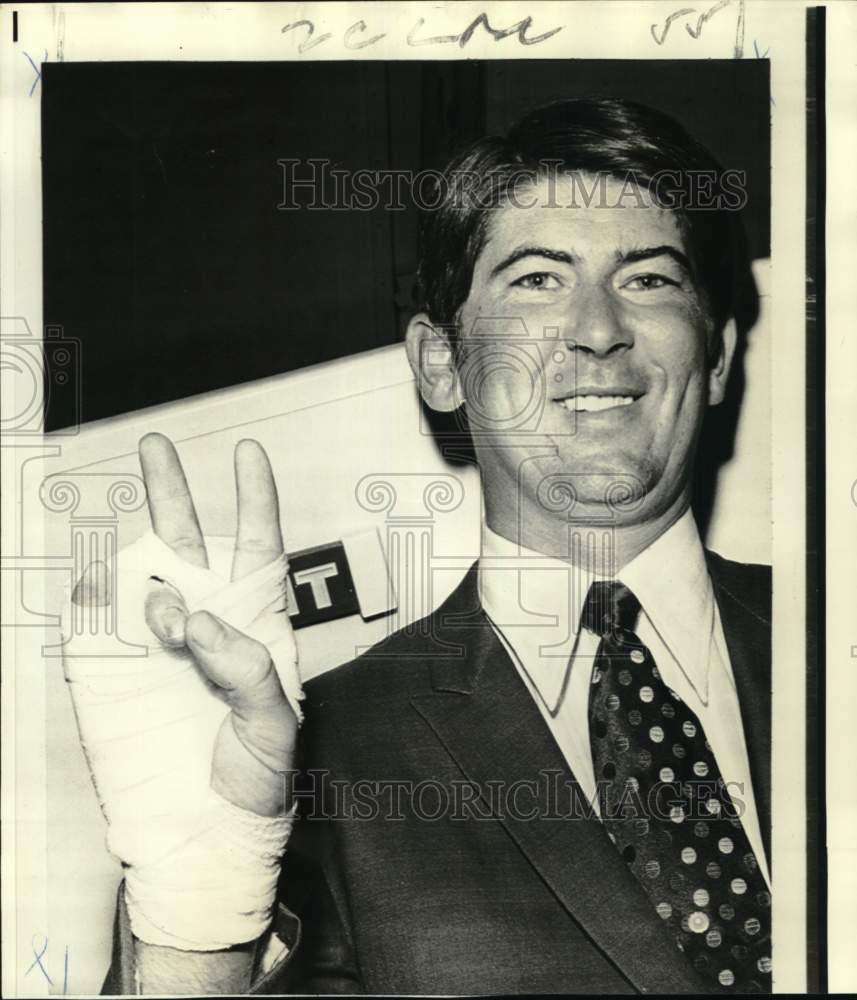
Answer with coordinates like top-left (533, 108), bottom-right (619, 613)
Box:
top-left (405, 313), bottom-right (464, 413)
top-left (707, 318), bottom-right (738, 406)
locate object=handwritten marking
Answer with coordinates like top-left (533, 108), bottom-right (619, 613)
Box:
top-left (734, 0), bottom-right (745, 58)
top-left (462, 13), bottom-right (563, 47)
top-left (753, 40), bottom-right (774, 103)
top-left (650, 7), bottom-right (695, 45)
top-left (344, 19), bottom-right (385, 50)
top-left (409, 13), bottom-right (562, 47)
top-left (25, 934), bottom-right (52, 985)
top-left (57, 9), bottom-right (66, 62)
top-left (24, 935), bottom-right (70, 991)
top-left (685, 0), bottom-right (730, 39)
top-left (406, 17), bottom-right (459, 45)
top-left (23, 49), bottom-right (47, 97)
top-left (650, 0), bottom-right (745, 56)
top-left (283, 13), bottom-right (562, 53)
top-left (281, 19), bottom-right (333, 53)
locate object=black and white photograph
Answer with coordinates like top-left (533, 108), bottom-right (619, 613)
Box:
top-left (1, 2), bottom-right (853, 996)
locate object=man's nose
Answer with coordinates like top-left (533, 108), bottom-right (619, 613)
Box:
top-left (562, 285), bottom-right (632, 357)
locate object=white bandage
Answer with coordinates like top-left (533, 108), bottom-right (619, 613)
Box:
top-left (62, 531), bottom-right (303, 950)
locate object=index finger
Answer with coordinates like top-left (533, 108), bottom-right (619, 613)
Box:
top-left (139, 432), bottom-right (208, 569)
top-left (231, 439), bottom-right (284, 581)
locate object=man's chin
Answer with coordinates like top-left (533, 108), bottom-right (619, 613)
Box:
top-left (529, 457), bottom-right (658, 522)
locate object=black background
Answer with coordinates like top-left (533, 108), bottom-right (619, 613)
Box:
top-left (42, 59), bottom-right (769, 429)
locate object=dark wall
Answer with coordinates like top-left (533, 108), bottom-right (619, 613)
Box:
top-left (42, 59), bottom-right (769, 429)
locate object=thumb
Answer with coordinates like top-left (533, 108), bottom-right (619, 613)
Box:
top-left (185, 611), bottom-right (289, 721)
top-left (185, 610), bottom-right (296, 814)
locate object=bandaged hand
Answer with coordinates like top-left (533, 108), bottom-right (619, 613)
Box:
top-left (66, 435), bottom-right (301, 950)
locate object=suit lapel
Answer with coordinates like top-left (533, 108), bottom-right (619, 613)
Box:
top-left (706, 552), bottom-right (772, 864)
top-left (411, 568), bottom-right (708, 994)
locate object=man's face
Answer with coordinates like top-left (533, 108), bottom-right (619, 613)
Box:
top-left (452, 173), bottom-right (726, 529)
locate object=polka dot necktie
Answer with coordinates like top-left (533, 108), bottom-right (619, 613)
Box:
top-left (582, 580), bottom-right (772, 993)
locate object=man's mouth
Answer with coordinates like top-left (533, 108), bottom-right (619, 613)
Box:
top-left (553, 389), bottom-right (644, 413)
top-left (557, 394), bottom-right (635, 413)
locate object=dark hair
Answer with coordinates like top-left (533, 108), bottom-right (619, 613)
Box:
top-left (417, 98), bottom-right (744, 350)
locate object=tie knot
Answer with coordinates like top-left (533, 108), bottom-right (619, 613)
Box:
top-left (581, 580), bottom-right (641, 637)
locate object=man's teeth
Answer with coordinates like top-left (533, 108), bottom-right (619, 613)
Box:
top-left (558, 395), bottom-right (635, 412)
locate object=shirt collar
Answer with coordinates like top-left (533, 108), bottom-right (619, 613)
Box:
top-left (617, 509), bottom-right (714, 703)
top-left (477, 508), bottom-right (714, 710)
top-left (477, 526), bottom-right (600, 711)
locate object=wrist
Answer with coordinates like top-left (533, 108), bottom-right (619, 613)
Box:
top-left (125, 790), bottom-right (295, 952)
top-left (134, 937), bottom-right (257, 995)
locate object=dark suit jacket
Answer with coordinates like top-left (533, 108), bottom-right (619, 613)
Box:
top-left (104, 550), bottom-right (771, 995)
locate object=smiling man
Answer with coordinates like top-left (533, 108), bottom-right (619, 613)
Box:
top-left (88, 98), bottom-right (771, 995)
top-left (412, 169), bottom-right (732, 570)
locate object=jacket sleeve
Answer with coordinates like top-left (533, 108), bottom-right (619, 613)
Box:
top-left (251, 815), bottom-right (362, 994)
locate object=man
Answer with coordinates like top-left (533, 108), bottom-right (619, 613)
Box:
top-left (76, 98), bottom-right (770, 994)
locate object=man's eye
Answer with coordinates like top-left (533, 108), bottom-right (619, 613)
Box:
top-left (623, 274), bottom-right (679, 291)
top-left (511, 272), bottom-right (561, 291)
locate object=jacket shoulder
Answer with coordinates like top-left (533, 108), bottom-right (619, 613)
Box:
top-left (303, 619), bottom-right (434, 707)
top-left (303, 564), bottom-right (481, 709)
top-left (705, 548), bottom-right (771, 625)
top-left (297, 593), bottom-right (480, 765)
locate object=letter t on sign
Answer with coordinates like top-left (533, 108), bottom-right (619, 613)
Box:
top-left (285, 529), bottom-right (396, 629)
top-left (293, 563), bottom-right (339, 610)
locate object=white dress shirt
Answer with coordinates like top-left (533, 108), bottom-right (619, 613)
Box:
top-left (477, 509), bottom-right (770, 887)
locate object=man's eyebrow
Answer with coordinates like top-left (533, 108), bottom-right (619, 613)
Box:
top-left (617, 245), bottom-right (693, 274)
top-left (489, 246), bottom-right (578, 278)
